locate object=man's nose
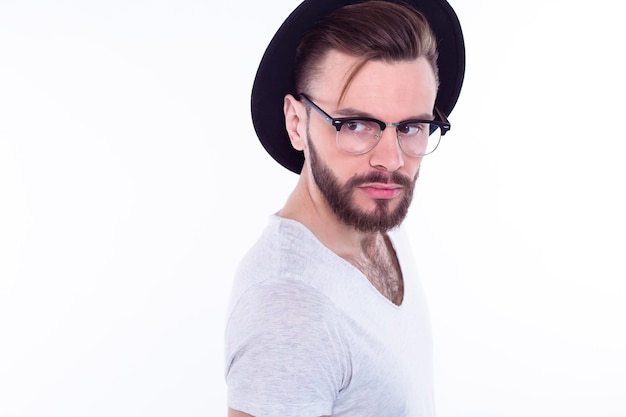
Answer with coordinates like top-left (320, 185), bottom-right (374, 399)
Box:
top-left (368, 127), bottom-right (404, 171)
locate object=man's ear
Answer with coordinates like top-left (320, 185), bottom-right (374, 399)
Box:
top-left (283, 94), bottom-right (306, 151)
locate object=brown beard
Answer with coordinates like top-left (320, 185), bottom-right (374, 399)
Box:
top-left (307, 137), bottom-right (418, 233)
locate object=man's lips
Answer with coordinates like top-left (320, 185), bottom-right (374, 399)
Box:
top-left (358, 183), bottom-right (404, 199)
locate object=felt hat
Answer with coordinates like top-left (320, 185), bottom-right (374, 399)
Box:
top-left (251, 0), bottom-right (465, 174)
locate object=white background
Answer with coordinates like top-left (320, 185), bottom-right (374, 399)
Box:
top-left (1, 0), bottom-right (625, 416)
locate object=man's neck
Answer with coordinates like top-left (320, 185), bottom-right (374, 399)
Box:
top-left (279, 172), bottom-right (377, 260)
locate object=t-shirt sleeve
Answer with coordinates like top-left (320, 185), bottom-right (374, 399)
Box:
top-left (225, 280), bottom-right (350, 417)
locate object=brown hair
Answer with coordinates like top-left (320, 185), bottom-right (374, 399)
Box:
top-left (294, 1), bottom-right (439, 103)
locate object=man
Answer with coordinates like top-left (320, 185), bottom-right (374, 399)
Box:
top-left (225, 0), bottom-right (464, 415)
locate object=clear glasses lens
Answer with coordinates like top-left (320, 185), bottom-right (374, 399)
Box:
top-left (337, 121), bottom-right (442, 156)
top-left (398, 123), bottom-right (442, 156)
top-left (336, 120), bottom-right (381, 154)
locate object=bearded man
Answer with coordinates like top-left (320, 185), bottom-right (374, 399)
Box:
top-left (225, 1), bottom-right (465, 415)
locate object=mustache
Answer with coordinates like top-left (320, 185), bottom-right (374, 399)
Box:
top-left (346, 170), bottom-right (416, 188)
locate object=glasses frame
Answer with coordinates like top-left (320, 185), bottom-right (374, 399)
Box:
top-left (299, 93), bottom-right (451, 156)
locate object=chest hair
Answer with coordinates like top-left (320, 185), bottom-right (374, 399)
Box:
top-left (347, 233), bottom-right (404, 305)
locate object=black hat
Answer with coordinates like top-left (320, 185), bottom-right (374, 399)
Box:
top-left (251, 0), bottom-right (465, 174)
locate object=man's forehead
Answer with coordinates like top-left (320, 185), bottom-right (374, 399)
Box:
top-left (310, 52), bottom-right (438, 109)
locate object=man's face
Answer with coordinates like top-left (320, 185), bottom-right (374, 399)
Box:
top-left (308, 135), bottom-right (418, 233)
top-left (301, 50), bottom-right (438, 232)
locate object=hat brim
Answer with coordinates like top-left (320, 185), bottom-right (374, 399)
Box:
top-left (251, 0), bottom-right (465, 174)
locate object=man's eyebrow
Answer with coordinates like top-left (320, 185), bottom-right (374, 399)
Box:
top-left (335, 107), bottom-right (371, 118)
top-left (336, 106), bottom-right (434, 121)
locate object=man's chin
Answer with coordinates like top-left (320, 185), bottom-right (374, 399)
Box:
top-left (338, 204), bottom-right (409, 233)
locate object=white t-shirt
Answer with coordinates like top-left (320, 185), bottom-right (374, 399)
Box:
top-left (225, 215), bottom-right (434, 417)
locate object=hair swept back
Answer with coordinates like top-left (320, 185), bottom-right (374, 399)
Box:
top-left (294, 0), bottom-right (439, 103)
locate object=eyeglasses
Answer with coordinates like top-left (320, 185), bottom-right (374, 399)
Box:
top-left (299, 94), bottom-right (450, 157)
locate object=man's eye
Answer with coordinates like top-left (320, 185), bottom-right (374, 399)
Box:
top-left (344, 120), bottom-right (376, 134)
top-left (398, 123), bottom-right (425, 136)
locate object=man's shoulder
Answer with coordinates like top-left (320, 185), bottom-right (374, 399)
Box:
top-left (234, 216), bottom-right (346, 288)
top-left (230, 278), bottom-right (339, 325)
